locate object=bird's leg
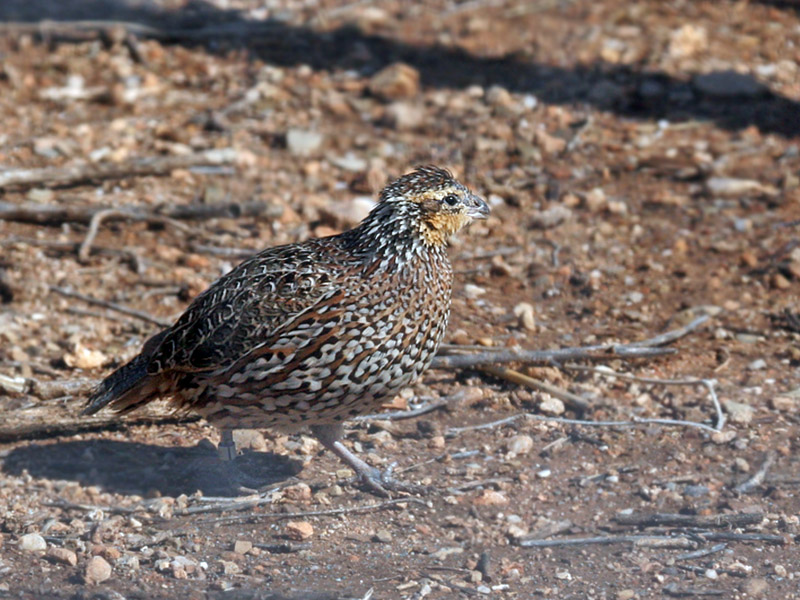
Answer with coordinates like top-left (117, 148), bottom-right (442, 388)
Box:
top-left (311, 423), bottom-right (426, 497)
top-left (217, 428), bottom-right (238, 462)
top-left (205, 428), bottom-right (262, 493)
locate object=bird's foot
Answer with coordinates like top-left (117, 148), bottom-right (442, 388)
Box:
top-left (349, 461), bottom-right (430, 498)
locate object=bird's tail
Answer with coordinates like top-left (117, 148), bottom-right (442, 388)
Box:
top-left (82, 354), bottom-right (154, 416)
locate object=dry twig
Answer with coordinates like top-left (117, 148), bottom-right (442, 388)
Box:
top-left (0, 374), bottom-right (96, 400)
top-left (734, 451), bottom-right (776, 494)
top-left (50, 286), bottom-right (170, 327)
top-left (479, 365), bottom-right (590, 412)
top-left (518, 534), bottom-right (695, 549)
top-left (433, 315), bottom-right (709, 370)
top-left (0, 414), bottom-right (200, 443)
top-left (563, 365), bottom-right (725, 431)
top-left (195, 497), bottom-right (426, 526)
top-left (0, 148), bottom-right (239, 189)
top-left (613, 512), bottom-right (763, 529)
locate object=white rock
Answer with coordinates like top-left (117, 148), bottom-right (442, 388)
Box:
top-left (706, 177), bottom-right (777, 198)
top-left (668, 24), bottom-right (708, 58)
top-left (723, 399), bottom-right (754, 425)
top-left (463, 284), bottom-right (486, 299)
top-left (64, 345), bottom-right (107, 370)
top-left (19, 533), bottom-right (46, 552)
top-left (383, 101), bottom-right (425, 130)
top-left (539, 395), bottom-right (565, 416)
top-left (506, 435), bottom-right (534, 456)
top-left (286, 129), bottom-right (324, 156)
top-left (513, 302), bottom-right (536, 331)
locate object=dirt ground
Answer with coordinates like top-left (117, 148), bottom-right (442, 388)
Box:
top-left (0, 0), bottom-right (799, 598)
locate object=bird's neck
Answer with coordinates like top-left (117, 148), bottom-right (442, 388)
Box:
top-left (344, 203), bottom-right (448, 261)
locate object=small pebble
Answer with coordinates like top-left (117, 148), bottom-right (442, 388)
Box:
top-left (284, 521), bottom-right (314, 541)
top-left (220, 560), bottom-right (240, 576)
top-left (19, 533), bottom-right (46, 552)
top-left (47, 547), bottom-right (78, 566)
top-left (286, 129), bottom-right (324, 156)
top-left (683, 484), bottom-right (710, 498)
top-left (711, 429), bottom-right (737, 444)
top-left (85, 556), bottom-right (112, 585)
top-left (473, 490), bottom-right (508, 506)
top-left (233, 540), bottom-right (253, 555)
top-left (770, 396), bottom-right (797, 412)
top-left (506, 434), bottom-right (534, 456)
top-left (539, 395), bottom-right (565, 416)
top-left (617, 590), bottom-right (636, 600)
top-left (283, 482), bottom-right (312, 503)
top-left (744, 578), bottom-right (769, 596)
top-left (463, 284), bottom-right (486, 299)
top-left (373, 529), bottom-right (393, 543)
top-left (536, 469), bottom-right (551, 479)
top-left (723, 399), bottom-right (754, 425)
top-left (513, 303), bottom-right (536, 331)
top-left (369, 63), bottom-right (420, 100)
top-left (747, 358), bottom-right (767, 371)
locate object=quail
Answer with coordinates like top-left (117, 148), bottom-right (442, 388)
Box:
top-left (83, 166), bottom-right (490, 494)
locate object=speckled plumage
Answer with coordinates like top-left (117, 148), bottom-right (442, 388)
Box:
top-left (84, 166), bottom-right (489, 491)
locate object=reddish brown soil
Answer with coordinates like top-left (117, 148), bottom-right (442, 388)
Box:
top-left (0, 1), bottom-right (798, 599)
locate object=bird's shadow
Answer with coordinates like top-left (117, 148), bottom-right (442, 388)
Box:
top-left (2, 439), bottom-right (303, 497)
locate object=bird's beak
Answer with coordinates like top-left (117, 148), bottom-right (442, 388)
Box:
top-left (466, 194), bottom-right (490, 220)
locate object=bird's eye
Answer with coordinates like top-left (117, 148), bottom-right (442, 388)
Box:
top-left (443, 194), bottom-right (459, 206)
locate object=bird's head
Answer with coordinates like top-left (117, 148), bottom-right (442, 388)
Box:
top-left (377, 165), bottom-right (490, 247)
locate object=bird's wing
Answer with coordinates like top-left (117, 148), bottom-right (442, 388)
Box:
top-left (146, 240), bottom-right (348, 374)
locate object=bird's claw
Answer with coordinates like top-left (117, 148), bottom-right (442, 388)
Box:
top-left (351, 462), bottom-right (429, 497)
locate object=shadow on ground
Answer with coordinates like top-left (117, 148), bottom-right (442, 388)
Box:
top-left (3, 438), bottom-right (302, 496)
top-left (1, 0), bottom-right (799, 137)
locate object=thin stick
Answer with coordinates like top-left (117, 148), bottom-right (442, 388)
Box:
top-left (77, 209), bottom-right (190, 263)
top-left (0, 148), bottom-right (239, 190)
top-left (518, 534), bottom-right (695, 549)
top-left (566, 365), bottom-right (725, 431)
top-left (0, 414), bottom-right (200, 443)
top-left (177, 485), bottom-right (289, 516)
top-left (698, 532), bottom-right (786, 545)
top-left (662, 583), bottom-right (724, 597)
top-left (50, 286), bottom-right (170, 327)
top-left (432, 315), bottom-right (708, 370)
top-left (614, 512), bottom-right (763, 529)
top-left (445, 410), bottom-right (722, 437)
top-left (195, 497), bottom-right (426, 526)
top-left (0, 199), bottom-right (268, 226)
top-left (431, 345), bottom-right (674, 370)
top-left (42, 499), bottom-right (140, 515)
top-left (734, 451), bottom-right (776, 494)
top-left (480, 365), bottom-right (590, 412)
top-left (676, 543), bottom-right (727, 561)
top-left (0, 374), bottom-right (97, 399)
top-left (624, 316), bottom-right (711, 347)
top-left (353, 398), bottom-right (448, 421)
